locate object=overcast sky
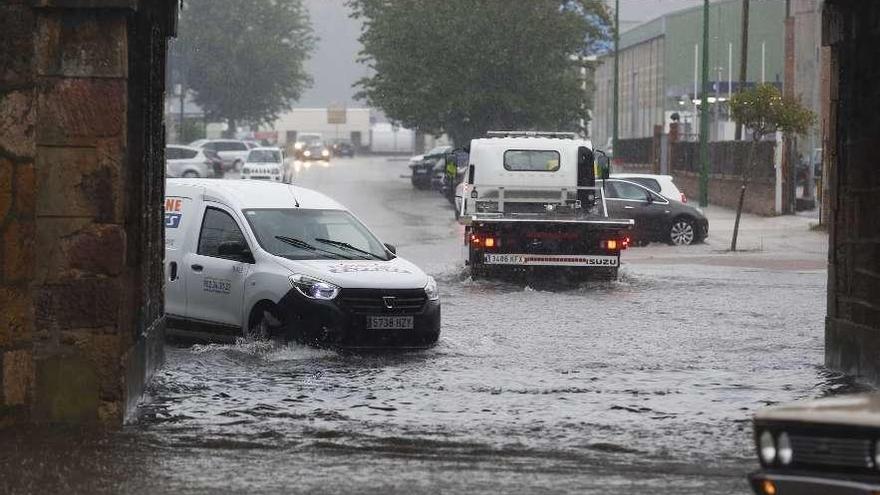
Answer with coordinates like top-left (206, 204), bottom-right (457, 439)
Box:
top-left (296, 0), bottom-right (707, 108)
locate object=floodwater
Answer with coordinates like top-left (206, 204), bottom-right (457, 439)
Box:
top-left (1, 156), bottom-right (852, 494)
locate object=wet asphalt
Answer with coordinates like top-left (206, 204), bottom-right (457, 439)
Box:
top-left (0, 156), bottom-right (851, 494)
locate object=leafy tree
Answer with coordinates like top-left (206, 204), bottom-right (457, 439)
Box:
top-left (172, 0), bottom-right (315, 136)
top-left (348, 0), bottom-right (611, 146)
top-left (728, 84), bottom-right (815, 251)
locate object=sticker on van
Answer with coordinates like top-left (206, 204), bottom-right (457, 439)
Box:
top-left (165, 198), bottom-right (183, 229)
top-left (203, 277), bottom-right (231, 294)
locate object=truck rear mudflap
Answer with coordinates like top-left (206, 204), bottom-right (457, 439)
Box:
top-left (466, 219), bottom-right (632, 280)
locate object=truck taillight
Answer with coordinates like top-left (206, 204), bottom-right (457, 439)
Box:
top-left (601, 239), bottom-right (627, 250)
top-left (471, 235), bottom-right (498, 248)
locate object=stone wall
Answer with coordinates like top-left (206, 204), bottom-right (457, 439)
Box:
top-left (0, 0), bottom-right (177, 426)
top-left (824, 0), bottom-right (880, 382)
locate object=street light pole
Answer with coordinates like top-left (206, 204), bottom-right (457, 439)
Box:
top-left (699, 0), bottom-right (711, 207)
top-left (612, 0), bottom-right (619, 158)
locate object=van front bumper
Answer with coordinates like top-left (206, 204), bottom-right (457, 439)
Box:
top-left (276, 288), bottom-right (441, 348)
top-left (750, 470), bottom-right (880, 495)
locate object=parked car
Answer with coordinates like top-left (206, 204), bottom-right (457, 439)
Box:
top-left (189, 139), bottom-right (251, 172)
top-left (165, 145), bottom-right (215, 178)
top-left (330, 140), bottom-right (355, 158)
top-left (410, 145), bottom-right (451, 190)
top-left (611, 173), bottom-right (688, 203)
top-left (749, 393), bottom-right (880, 495)
top-left (599, 178), bottom-right (708, 246)
top-left (241, 147), bottom-right (284, 182)
top-left (163, 179), bottom-right (441, 347)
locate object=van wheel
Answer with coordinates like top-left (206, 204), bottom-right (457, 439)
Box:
top-left (247, 302), bottom-right (284, 340)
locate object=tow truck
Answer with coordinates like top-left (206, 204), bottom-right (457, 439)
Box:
top-left (457, 131), bottom-right (633, 280)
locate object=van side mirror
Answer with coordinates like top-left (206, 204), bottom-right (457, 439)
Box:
top-left (384, 243), bottom-right (397, 255)
top-left (595, 151), bottom-right (611, 180)
top-left (467, 164), bottom-right (475, 184)
top-left (645, 191), bottom-right (654, 203)
top-left (218, 241), bottom-right (253, 262)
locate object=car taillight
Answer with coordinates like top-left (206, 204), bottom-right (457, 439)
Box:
top-left (680, 192), bottom-right (687, 203)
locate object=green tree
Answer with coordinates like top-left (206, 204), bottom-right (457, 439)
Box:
top-left (348, 0), bottom-right (611, 146)
top-left (172, 0), bottom-right (315, 137)
top-left (728, 84), bottom-right (815, 251)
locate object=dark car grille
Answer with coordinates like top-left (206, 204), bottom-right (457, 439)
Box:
top-left (790, 434), bottom-right (873, 469)
top-left (338, 289), bottom-right (427, 315)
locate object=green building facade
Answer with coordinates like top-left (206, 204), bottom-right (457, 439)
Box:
top-left (592, 0), bottom-right (785, 149)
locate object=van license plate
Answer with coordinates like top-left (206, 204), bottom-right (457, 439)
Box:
top-left (367, 316), bottom-right (414, 330)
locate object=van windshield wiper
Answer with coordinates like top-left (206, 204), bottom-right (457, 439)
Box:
top-left (274, 235), bottom-right (348, 259)
top-left (313, 238), bottom-right (385, 260)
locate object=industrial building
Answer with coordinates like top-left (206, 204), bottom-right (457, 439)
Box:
top-left (591, 0), bottom-right (785, 148)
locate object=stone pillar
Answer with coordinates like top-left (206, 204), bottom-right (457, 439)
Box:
top-left (0, 0), bottom-right (177, 426)
top-left (823, 0), bottom-right (880, 382)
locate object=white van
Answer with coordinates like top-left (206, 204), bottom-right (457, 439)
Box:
top-left (164, 179), bottom-right (441, 347)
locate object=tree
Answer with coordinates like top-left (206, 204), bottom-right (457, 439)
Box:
top-left (172, 0), bottom-right (315, 137)
top-left (728, 84), bottom-right (814, 251)
top-left (348, 0), bottom-right (611, 146)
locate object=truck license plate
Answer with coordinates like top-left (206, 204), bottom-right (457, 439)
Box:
top-left (367, 316), bottom-right (414, 330)
top-left (483, 253), bottom-right (618, 267)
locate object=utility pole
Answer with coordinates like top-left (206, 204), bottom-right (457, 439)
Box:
top-left (734, 0), bottom-right (750, 141)
top-left (612, 0), bottom-right (619, 158)
top-left (699, 0), bottom-right (710, 207)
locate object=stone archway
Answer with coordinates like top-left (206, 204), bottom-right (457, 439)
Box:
top-left (0, 0), bottom-right (178, 426)
top-left (823, 0), bottom-right (880, 381)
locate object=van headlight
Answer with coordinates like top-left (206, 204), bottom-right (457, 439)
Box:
top-left (271, 167), bottom-right (279, 174)
top-left (294, 142), bottom-right (303, 150)
top-left (777, 432), bottom-right (793, 465)
top-left (242, 167), bottom-right (251, 174)
top-left (424, 276), bottom-right (439, 301)
top-left (321, 149), bottom-right (330, 157)
top-left (304, 150), bottom-right (312, 157)
top-left (290, 274), bottom-right (340, 300)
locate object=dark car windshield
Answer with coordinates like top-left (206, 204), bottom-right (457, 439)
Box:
top-left (243, 208), bottom-right (391, 261)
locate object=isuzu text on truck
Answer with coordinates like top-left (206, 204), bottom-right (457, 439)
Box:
top-left (457, 131), bottom-right (633, 280)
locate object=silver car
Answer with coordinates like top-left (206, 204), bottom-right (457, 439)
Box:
top-left (165, 145), bottom-right (214, 178)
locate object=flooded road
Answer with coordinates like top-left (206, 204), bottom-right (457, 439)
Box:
top-left (1, 156), bottom-right (847, 494)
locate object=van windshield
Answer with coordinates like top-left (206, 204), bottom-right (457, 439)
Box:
top-left (243, 209), bottom-right (391, 261)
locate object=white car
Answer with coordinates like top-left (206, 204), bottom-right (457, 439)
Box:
top-left (189, 139), bottom-right (251, 172)
top-left (241, 147), bottom-right (284, 182)
top-left (163, 179), bottom-right (441, 347)
top-left (611, 173), bottom-right (687, 203)
top-left (166, 145), bottom-right (214, 178)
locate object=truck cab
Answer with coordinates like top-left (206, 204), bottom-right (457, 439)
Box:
top-left (458, 131), bottom-right (633, 280)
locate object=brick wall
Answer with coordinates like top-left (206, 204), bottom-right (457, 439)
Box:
top-left (0, 0), bottom-right (177, 426)
top-left (615, 136), bottom-right (779, 216)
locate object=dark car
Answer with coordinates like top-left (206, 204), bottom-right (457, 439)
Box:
top-left (410, 145), bottom-right (451, 190)
top-left (302, 143), bottom-right (330, 161)
top-left (599, 178), bottom-right (708, 246)
top-left (330, 140), bottom-right (355, 158)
